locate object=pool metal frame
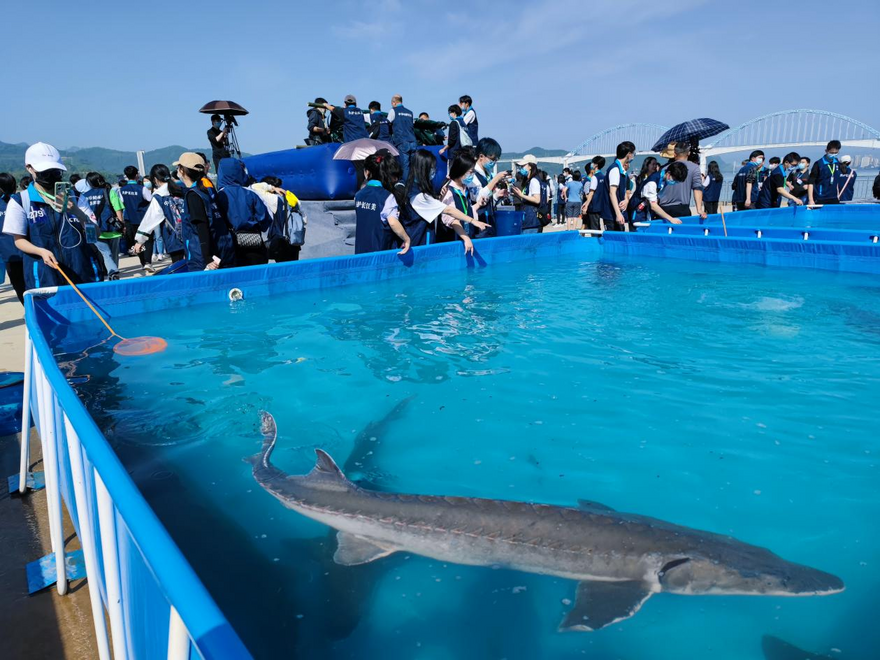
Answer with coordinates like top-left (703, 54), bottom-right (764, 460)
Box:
top-left (14, 207), bottom-right (880, 658)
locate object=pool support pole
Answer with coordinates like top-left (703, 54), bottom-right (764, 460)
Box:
top-left (18, 330), bottom-right (32, 493)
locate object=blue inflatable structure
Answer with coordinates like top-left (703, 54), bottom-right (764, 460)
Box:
top-left (243, 145), bottom-right (449, 201)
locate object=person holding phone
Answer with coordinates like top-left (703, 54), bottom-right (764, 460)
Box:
top-left (1, 143), bottom-right (104, 290)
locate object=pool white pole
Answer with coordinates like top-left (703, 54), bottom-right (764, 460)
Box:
top-left (33, 362), bottom-right (59, 555)
top-left (95, 472), bottom-right (130, 660)
top-left (36, 364), bottom-right (68, 595)
top-left (64, 416), bottom-right (112, 660)
top-left (167, 606), bottom-right (191, 660)
top-left (18, 331), bottom-right (32, 494)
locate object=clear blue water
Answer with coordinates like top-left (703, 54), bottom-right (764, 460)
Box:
top-left (54, 253), bottom-right (880, 660)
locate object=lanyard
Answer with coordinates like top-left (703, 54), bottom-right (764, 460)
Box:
top-left (452, 187), bottom-right (470, 215)
top-left (824, 156), bottom-right (836, 177)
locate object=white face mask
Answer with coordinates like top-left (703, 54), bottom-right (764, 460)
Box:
top-left (755, 157), bottom-right (764, 165)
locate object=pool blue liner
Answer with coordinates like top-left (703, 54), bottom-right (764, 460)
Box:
top-left (23, 231), bottom-right (593, 660)
top-left (654, 203), bottom-right (880, 230)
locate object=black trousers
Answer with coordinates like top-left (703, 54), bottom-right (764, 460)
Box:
top-left (735, 202), bottom-right (751, 211)
top-left (817, 198), bottom-right (839, 205)
top-left (170, 250), bottom-right (186, 263)
top-left (704, 201), bottom-right (719, 215)
top-left (585, 212), bottom-right (602, 231)
top-left (235, 244), bottom-right (269, 266)
top-left (269, 239), bottom-right (300, 262)
top-left (124, 224), bottom-right (153, 267)
top-left (5, 260), bottom-right (25, 304)
top-left (659, 204), bottom-right (691, 218)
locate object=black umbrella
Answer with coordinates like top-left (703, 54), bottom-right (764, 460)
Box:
top-left (651, 118), bottom-right (729, 152)
top-left (199, 100), bottom-right (249, 116)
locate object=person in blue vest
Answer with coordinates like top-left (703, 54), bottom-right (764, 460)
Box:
top-left (601, 141), bottom-right (636, 231)
top-left (0, 173), bottom-right (26, 302)
top-left (2, 142), bottom-right (104, 291)
top-left (81, 172), bottom-right (123, 279)
top-left (459, 95), bottom-right (479, 145)
top-left (808, 140), bottom-right (841, 206)
top-left (437, 149), bottom-right (491, 243)
top-left (324, 95), bottom-right (369, 143)
top-left (787, 156), bottom-right (811, 205)
top-left (306, 97), bottom-right (331, 145)
top-left (354, 150), bottom-right (411, 254)
top-left (837, 155), bottom-right (857, 202)
top-left (756, 152), bottom-right (803, 209)
top-left (367, 101), bottom-right (391, 141)
top-left (731, 150), bottom-right (765, 211)
top-left (130, 164), bottom-right (187, 264)
top-left (119, 165), bottom-right (154, 272)
top-left (159, 152), bottom-right (235, 270)
top-left (439, 105), bottom-right (467, 172)
top-left (701, 160), bottom-right (723, 215)
top-left (387, 94), bottom-right (417, 183)
top-left (580, 156), bottom-right (606, 231)
top-left (469, 138), bottom-right (507, 238)
top-left (510, 154), bottom-right (549, 234)
top-left (215, 158), bottom-right (273, 266)
top-left (401, 149), bottom-right (484, 250)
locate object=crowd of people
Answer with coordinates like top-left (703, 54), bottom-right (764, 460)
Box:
top-left (0, 144), bottom-right (305, 304)
top-left (2, 100), bottom-right (876, 307)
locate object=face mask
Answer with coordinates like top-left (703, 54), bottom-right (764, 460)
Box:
top-left (797, 162), bottom-right (807, 171)
top-left (665, 178), bottom-right (677, 186)
top-left (144, 180), bottom-right (153, 190)
top-left (35, 169), bottom-right (64, 187)
top-left (519, 167), bottom-right (528, 177)
top-left (449, 114), bottom-right (457, 121)
top-left (463, 174), bottom-right (475, 186)
top-left (212, 121), bottom-right (221, 128)
top-left (827, 153), bottom-right (838, 160)
top-left (483, 160), bottom-right (495, 173)
top-left (755, 157), bottom-right (764, 166)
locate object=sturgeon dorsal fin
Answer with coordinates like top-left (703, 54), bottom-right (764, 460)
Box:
top-left (577, 499), bottom-right (616, 513)
top-left (300, 449), bottom-right (355, 492)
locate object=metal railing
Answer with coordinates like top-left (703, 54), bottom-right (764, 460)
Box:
top-left (19, 299), bottom-right (252, 660)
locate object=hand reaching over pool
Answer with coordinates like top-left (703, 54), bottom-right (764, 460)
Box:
top-left (460, 234), bottom-right (475, 255)
top-left (397, 238), bottom-right (411, 255)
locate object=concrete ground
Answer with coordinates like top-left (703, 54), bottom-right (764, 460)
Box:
top-left (0, 253), bottom-right (163, 659)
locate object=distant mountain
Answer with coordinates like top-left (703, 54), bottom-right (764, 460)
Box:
top-left (0, 140), bottom-right (249, 179)
top-left (502, 147), bottom-right (568, 159)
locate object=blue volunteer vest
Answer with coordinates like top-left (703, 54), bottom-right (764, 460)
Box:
top-left (587, 171), bottom-right (608, 217)
top-left (14, 187), bottom-right (102, 290)
top-left (354, 182), bottom-right (395, 254)
top-left (0, 195), bottom-right (23, 262)
top-left (521, 178), bottom-right (547, 230)
top-left (119, 181), bottom-right (149, 225)
top-left (462, 108), bottom-right (478, 145)
top-left (732, 162), bottom-right (760, 204)
top-left (154, 193), bottom-right (186, 254)
top-left (342, 106), bottom-right (369, 143)
top-left (81, 188), bottom-right (115, 233)
top-left (403, 194), bottom-right (435, 247)
top-left (599, 161), bottom-right (627, 221)
top-left (813, 156), bottom-right (840, 201)
top-left (370, 112), bottom-right (391, 141)
top-left (182, 186), bottom-right (236, 269)
top-left (703, 174), bottom-right (722, 202)
top-left (390, 104), bottom-right (416, 149)
top-left (838, 170), bottom-right (856, 201)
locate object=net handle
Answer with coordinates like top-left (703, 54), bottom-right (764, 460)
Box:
top-left (51, 264), bottom-right (126, 341)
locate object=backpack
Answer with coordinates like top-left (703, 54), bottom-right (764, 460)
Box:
top-left (278, 199), bottom-right (307, 246)
top-left (537, 180), bottom-right (552, 227)
top-left (457, 119), bottom-right (473, 147)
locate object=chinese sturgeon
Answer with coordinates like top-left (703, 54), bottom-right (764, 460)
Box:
top-left (249, 412), bottom-right (844, 631)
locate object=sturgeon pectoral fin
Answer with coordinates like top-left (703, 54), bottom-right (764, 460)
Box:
top-left (559, 580), bottom-right (653, 632)
top-left (333, 532), bottom-right (396, 566)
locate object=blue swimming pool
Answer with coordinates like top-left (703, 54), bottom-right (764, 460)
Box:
top-left (43, 238), bottom-right (879, 660)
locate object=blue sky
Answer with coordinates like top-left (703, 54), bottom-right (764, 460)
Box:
top-left (3, 0), bottom-right (879, 155)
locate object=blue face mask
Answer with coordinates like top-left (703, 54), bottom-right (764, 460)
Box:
top-left (797, 162), bottom-right (807, 171)
top-left (143, 180), bottom-right (153, 190)
top-left (519, 167), bottom-right (528, 177)
top-left (212, 121), bottom-right (221, 129)
top-left (463, 174), bottom-right (475, 185)
top-left (483, 160), bottom-right (495, 173)
top-left (665, 178), bottom-right (677, 186)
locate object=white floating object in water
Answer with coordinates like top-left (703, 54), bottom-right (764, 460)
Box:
top-left (229, 288), bottom-right (244, 302)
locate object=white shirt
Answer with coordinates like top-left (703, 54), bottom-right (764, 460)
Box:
top-left (462, 108), bottom-right (476, 126)
top-left (607, 167), bottom-right (621, 189)
top-left (588, 175), bottom-right (598, 192)
top-left (380, 195), bottom-right (398, 225)
top-left (2, 196), bottom-right (27, 236)
top-left (410, 193), bottom-right (447, 223)
top-left (135, 183), bottom-right (169, 243)
top-left (473, 163), bottom-right (495, 199)
top-left (527, 178), bottom-right (541, 198)
top-left (642, 181), bottom-right (659, 203)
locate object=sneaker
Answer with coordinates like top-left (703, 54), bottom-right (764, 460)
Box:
top-left (143, 264), bottom-right (156, 275)
top-left (108, 272), bottom-right (120, 281)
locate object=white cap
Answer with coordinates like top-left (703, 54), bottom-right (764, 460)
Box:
top-left (840, 155), bottom-right (852, 164)
top-left (24, 142), bottom-right (66, 172)
top-left (516, 154), bottom-right (537, 166)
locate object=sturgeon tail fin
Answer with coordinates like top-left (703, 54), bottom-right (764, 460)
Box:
top-left (245, 411), bottom-right (278, 469)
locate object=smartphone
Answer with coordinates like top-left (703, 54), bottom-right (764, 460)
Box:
top-left (54, 181), bottom-right (71, 210)
top-left (84, 223), bottom-right (98, 244)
